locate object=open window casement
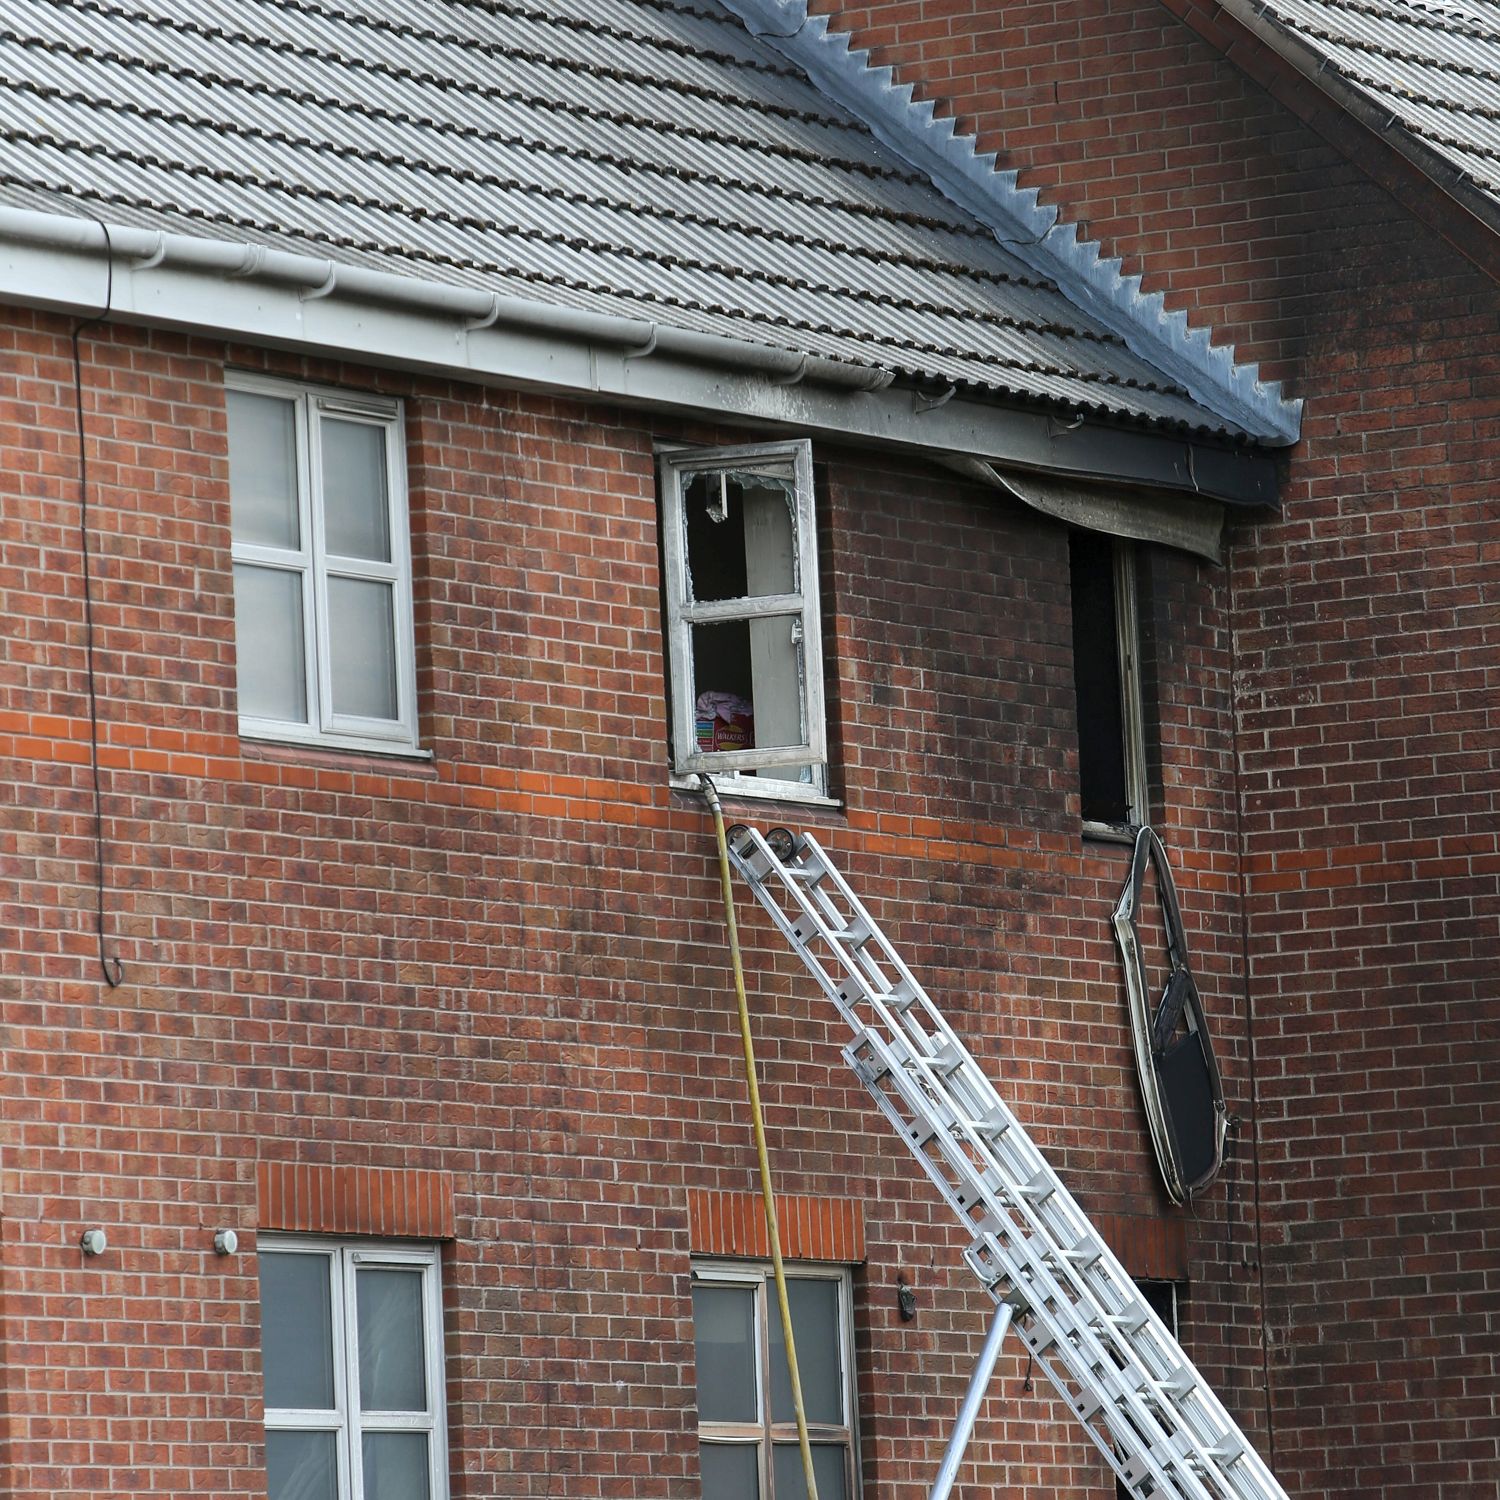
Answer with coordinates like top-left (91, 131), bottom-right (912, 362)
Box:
top-left (661, 440), bottom-right (827, 796)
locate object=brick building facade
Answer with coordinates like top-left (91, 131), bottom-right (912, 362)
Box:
top-left (1, 3), bottom-right (1494, 1500)
top-left (803, 0), bottom-right (1500, 1496)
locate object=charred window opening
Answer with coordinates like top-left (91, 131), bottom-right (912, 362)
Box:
top-left (1116, 1280), bottom-right (1182, 1500)
top-left (1069, 532), bottom-right (1147, 830)
top-left (661, 442), bottom-right (826, 797)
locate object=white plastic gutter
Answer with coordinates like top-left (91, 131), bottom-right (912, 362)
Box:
top-left (0, 205), bottom-right (1279, 506)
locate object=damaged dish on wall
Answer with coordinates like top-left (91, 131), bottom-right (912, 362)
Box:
top-left (1112, 826), bottom-right (1229, 1204)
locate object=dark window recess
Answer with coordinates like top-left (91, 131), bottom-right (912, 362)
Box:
top-left (1116, 1280), bottom-right (1181, 1500)
top-left (1069, 531), bottom-right (1130, 825)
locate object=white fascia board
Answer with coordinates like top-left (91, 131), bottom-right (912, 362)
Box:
top-left (0, 207), bottom-right (1276, 506)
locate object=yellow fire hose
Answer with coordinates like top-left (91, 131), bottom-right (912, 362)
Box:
top-left (700, 775), bottom-right (820, 1500)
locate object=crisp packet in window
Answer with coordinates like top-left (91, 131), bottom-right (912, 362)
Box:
top-left (696, 691), bottom-right (755, 752)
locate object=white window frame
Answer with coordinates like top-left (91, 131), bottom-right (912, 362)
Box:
top-left (692, 1260), bottom-right (859, 1499)
top-left (660, 440), bottom-right (830, 802)
top-left (260, 1236), bottom-right (449, 1500)
top-left (1078, 536), bottom-right (1149, 838)
top-left (227, 371), bottom-right (421, 755)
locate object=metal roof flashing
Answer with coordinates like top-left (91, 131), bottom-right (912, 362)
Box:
top-left (0, 205), bottom-right (1279, 507)
top-left (725, 0), bottom-right (1304, 447)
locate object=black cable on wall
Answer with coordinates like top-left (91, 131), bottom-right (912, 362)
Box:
top-left (71, 220), bottom-right (124, 989)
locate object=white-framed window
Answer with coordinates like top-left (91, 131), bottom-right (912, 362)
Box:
top-left (659, 440), bottom-right (829, 800)
top-left (1069, 531), bottom-right (1148, 833)
top-left (259, 1237), bottom-right (448, 1500)
top-left (227, 372), bottom-right (420, 754)
top-left (692, 1261), bottom-right (858, 1500)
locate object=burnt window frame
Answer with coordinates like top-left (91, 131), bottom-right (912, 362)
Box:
top-left (659, 439), bottom-right (829, 801)
top-left (1069, 532), bottom-right (1149, 835)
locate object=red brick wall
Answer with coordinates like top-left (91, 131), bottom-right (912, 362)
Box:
top-left (0, 309), bottom-right (1268, 1498)
top-left (812, 3), bottom-right (1500, 1497)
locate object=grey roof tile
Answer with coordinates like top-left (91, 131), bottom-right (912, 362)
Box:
top-left (0, 0), bottom-right (1286, 436)
top-left (1214, 0), bottom-right (1500, 230)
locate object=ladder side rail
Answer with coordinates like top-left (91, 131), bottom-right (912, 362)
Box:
top-left (736, 833), bottom-right (1244, 1495)
top-left (933, 1044), bottom-right (1272, 1480)
top-left (854, 1030), bottom-right (1229, 1500)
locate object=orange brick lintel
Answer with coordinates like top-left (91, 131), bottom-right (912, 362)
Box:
top-left (1094, 1212), bottom-right (1189, 1282)
top-left (258, 1161), bottom-right (456, 1242)
top-left (689, 1188), bottom-right (864, 1264)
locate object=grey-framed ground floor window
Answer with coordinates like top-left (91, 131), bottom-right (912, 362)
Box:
top-left (692, 1261), bottom-right (857, 1499)
top-left (259, 1237), bottom-right (448, 1500)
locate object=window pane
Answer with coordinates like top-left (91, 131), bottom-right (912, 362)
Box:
top-left (773, 1442), bottom-right (848, 1500)
top-left (259, 1252), bottom-right (335, 1410)
top-left (699, 1442), bottom-right (759, 1500)
top-left (683, 469), bottom-right (797, 602)
top-left (327, 577), bottom-right (399, 721)
top-left (266, 1429), bottom-right (339, 1500)
top-left (233, 564), bottom-right (308, 724)
top-left (357, 1267), bottom-right (428, 1412)
top-left (228, 390), bottom-right (300, 550)
top-left (770, 1279), bottom-right (842, 1426)
top-left (322, 418), bottom-right (392, 562)
top-left (692, 1283), bottom-right (758, 1422)
top-left (362, 1430), bottom-right (430, 1500)
top-left (692, 620), bottom-right (807, 753)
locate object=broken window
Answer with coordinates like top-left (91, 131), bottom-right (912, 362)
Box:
top-left (1069, 532), bottom-right (1147, 830)
top-left (660, 441), bottom-right (827, 797)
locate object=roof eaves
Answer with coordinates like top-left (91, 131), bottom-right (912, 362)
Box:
top-left (724, 0), bottom-right (1304, 446)
top-left (0, 204), bottom-right (1279, 506)
top-left (1210, 0), bottom-right (1500, 246)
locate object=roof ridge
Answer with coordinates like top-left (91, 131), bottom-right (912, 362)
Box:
top-left (722, 0), bottom-right (1303, 444)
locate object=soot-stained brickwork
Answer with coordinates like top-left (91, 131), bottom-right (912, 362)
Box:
top-left (809, 3), bottom-right (1500, 1496)
top-left (1, 308), bottom-right (1268, 1497)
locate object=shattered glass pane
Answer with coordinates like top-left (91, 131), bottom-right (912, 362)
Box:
top-left (683, 469), bottom-right (798, 603)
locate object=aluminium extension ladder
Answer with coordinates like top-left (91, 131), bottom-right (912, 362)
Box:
top-left (725, 825), bottom-right (1288, 1500)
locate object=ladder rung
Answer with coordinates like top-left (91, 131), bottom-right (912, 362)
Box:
top-left (1019, 1169), bottom-right (1056, 1205)
top-left (954, 1105), bottom-right (1009, 1140)
top-left (913, 1039), bottom-right (965, 1078)
top-left (1064, 1236), bottom-right (1105, 1268)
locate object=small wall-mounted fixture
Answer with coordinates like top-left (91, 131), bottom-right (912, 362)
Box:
top-left (213, 1229), bottom-right (239, 1257)
top-left (896, 1272), bottom-right (917, 1323)
top-left (80, 1228), bottom-right (108, 1257)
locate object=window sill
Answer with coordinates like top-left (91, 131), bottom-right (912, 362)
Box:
top-left (671, 772), bottom-right (841, 810)
top-left (241, 729), bottom-right (435, 766)
top-left (1082, 820), bottom-right (1137, 846)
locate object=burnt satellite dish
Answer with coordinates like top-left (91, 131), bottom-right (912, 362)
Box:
top-left (1112, 826), bottom-right (1228, 1204)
